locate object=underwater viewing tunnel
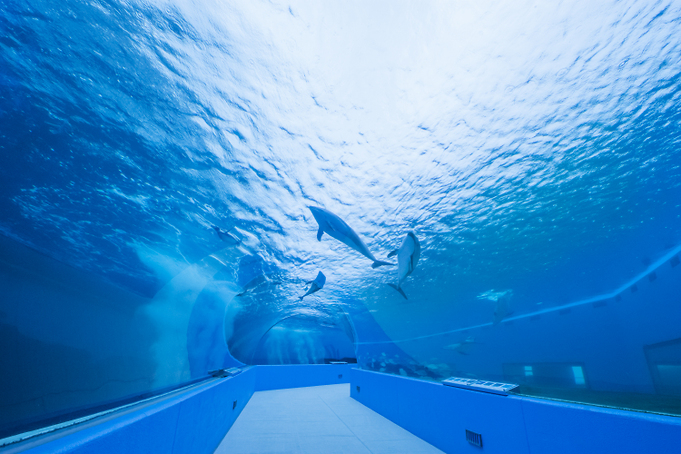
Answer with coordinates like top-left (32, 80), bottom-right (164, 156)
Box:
top-left (2, 0), bottom-right (681, 453)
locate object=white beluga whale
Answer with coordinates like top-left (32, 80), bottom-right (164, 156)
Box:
top-left (386, 231), bottom-right (421, 299)
top-left (212, 225), bottom-right (241, 245)
top-left (308, 206), bottom-right (393, 268)
top-left (299, 271), bottom-right (326, 300)
top-left (444, 336), bottom-right (477, 355)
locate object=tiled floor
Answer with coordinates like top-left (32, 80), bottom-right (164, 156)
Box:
top-left (214, 384), bottom-right (443, 454)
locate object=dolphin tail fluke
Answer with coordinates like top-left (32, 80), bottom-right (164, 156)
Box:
top-left (387, 283), bottom-right (408, 300)
top-left (317, 228), bottom-right (324, 241)
top-left (298, 295), bottom-right (305, 301)
top-left (372, 260), bottom-right (394, 268)
top-left (387, 250), bottom-right (398, 258)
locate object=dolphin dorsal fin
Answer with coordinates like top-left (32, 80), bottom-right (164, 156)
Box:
top-left (317, 228), bottom-right (324, 241)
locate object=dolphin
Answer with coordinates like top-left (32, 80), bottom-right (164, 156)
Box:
top-left (236, 274), bottom-right (267, 297)
top-left (299, 271), bottom-right (326, 300)
top-left (493, 291), bottom-right (513, 325)
top-left (444, 336), bottom-right (477, 355)
top-left (236, 274), bottom-right (282, 297)
top-left (212, 225), bottom-right (241, 245)
top-left (308, 206), bottom-right (393, 268)
top-left (477, 289), bottom-right (514, 325)
top-left (386, 231), bottom-right (421, 299)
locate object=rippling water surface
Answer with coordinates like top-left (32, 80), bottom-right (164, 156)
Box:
top-left (2, 0), bottom-right (681, 430)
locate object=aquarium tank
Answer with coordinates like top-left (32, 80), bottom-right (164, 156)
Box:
top-left (1, 0), bottom-right (681, 440)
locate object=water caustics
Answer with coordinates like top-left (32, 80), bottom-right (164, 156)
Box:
top-left (2, 0), bottom-right (681, 438)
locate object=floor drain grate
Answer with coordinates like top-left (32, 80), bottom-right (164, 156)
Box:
top-left (466, 429), bottom-right (483, 448)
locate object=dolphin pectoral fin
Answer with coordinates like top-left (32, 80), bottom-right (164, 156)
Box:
top-left (372, 260), bottom-right (394, 269)
top-left (305, 281), bottom-right (313, 285)
top-left (317, 228), bottom-right (324, 241)
top-left (387, 283), bottom-right (408, 300)
top-left (387, 250), bottom-right (398, 258)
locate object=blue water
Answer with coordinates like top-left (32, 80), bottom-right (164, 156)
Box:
top-left (2, 0), bottom-right (681, 438)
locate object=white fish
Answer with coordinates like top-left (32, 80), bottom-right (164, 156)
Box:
top-left (308, 206), bottom-right (393, 268)
top-left (386, 232), bottom-right (421, 299)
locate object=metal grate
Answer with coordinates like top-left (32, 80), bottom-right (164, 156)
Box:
top-left (466, 430), bottom-right (483, 448)
top-left (443, 377), bottom-right (519, 395)
top-left (209, 367), bottom-right (242, 378)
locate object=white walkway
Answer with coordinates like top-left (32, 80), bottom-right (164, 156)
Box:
top-left (215, 384), bottom-right (443, 454)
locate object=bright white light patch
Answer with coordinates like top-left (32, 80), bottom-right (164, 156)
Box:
top-left (572, 366), bottom-right (586, 386)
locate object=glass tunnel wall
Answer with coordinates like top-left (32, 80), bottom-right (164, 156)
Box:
top-left (2, 0), bottom-right (681, 439)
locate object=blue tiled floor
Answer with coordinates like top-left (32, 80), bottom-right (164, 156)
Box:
top-left (215, 384), bottom-right (443, 454)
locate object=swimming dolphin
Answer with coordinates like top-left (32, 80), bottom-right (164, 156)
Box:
top-left (299, 271), bottom-right (326, 300)
top-left (236, 274), bottom-right (283, 297)
top-left (444, 337), bottom-right (477, 355)
top-left (236, 274), bottom-right (267, 297)
top-left (212, 225), bottom-right (241, 245)
top-left (493, 291), bottom-right (513, 325)
top-left (386, 232), bottom-right (421, 299)
top-left (308, 206), bottom-right (393, 268)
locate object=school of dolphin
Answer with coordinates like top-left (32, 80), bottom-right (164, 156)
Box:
top-left (214, 205), bottom-right (515, 357)
top-left (215, 206), bottom-right (422, 301)
top-left (306, 206), bottom-right (421, 300)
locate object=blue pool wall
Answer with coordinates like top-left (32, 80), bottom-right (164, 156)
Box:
top-left (254, 364), bottom-right (356, 391)
top-left (350, 368), bottom-right (681, 454)
top-left (9, 365), bottom-right (681, 454)
top-left (5, 368), bottom-right (257, 454)
top-left (6, 365), bottom-right (352, 454)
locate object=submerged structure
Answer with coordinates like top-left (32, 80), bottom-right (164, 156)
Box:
top-left (1, 0), bottom-right (681, 452)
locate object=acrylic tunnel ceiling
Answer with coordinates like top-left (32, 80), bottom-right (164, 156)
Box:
top-left (2, 0), bottom-right (681, 373)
